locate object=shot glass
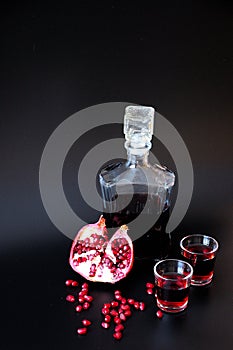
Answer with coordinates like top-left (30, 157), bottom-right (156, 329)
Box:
top-left (180, 234), bottom-right (219, 286)
top-left (154, 259), bottom-right (193, 313)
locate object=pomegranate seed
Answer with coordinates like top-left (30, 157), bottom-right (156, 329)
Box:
top-left (115, 324), bottom-right (124, 332)
top-left (146, 282), bottom-right (154, 289)
top-left (121, 304), bottom-right (130, 310)
top-left (118, 308), bottom-right (124, 314)
top-left (82, 319), bottom-right (92, 326)
top-left (104, 315), bottom-right (111, 323)
top-left (84, 295), bottom-right (93, 302)
top-left (124, 310), bottom-right (132, 317)
top-left (65, 279), bottom-right (73, 286)
top-left (101, 322), bottom-right (110, 329)
top-left (110, 309), bottom-right (118, 317)
top-left (77, 327), bottom-right (87, 335)
top-left (66, 295), bottom-right (75, 302)
top-left (147, 288), bottom-right (153, 295)
top-left (121, 298), bottom-right (127, 305)
top-left (139, 302), bottom-right (146, 311)
top-left (156, 310), bottom-right (164, 319)
top-left (81, 288), bottom-right (89, 295)
top-left (120, 313), bottom-right (126, 321)
top-left (114, 317), bottom-right (121, 324)
top-left (102, 308), bottom-right (110, 315)
top-left (78, 297), bottom-right (85, 303)
top-left (75, 305), bottom-right (83, 312)
top-left (114, 290), bottom-right (121, 296)
top-left (71, 280), bottom-right (78, 287)
top-left (83, 302), bottom-right (90, 310)
top-left (134, 301), bottom-right (140, 310)
top-left (113, 331), bottom-right (122, 340)
top-left (127, 298), bottom-right (135, 305)
top-left (103, 303), bottom-right (111, 309)
top-left (115, 294), bottom-right (122, 301)
top-left (82, 283), bottom-right (89, 289)
top-left (111, 301), bottom-right (119, 308)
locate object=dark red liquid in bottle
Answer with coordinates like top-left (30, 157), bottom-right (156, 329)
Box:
top-left (104, 192), bottom-right (171, 260)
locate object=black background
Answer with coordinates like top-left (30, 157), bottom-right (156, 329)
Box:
top-left (1, 1), bottom-right (233, 349)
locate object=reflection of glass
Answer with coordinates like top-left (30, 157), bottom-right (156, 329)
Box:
top-left (154, 259), bottom-right (193, 313)
top-left (180, 234), bottom-right (219, 286)
top-left (99, 105), bottom-right (175, 260)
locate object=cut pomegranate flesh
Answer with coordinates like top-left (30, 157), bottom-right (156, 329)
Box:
top-left (69, 216), bottom-right (134, 283)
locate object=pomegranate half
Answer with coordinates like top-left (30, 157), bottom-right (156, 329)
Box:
top-left (69, 216), bottom-right (134, 283)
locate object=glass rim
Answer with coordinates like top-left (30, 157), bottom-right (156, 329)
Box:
top-left (180, 234), bottom-right (219, 255)
top-left (153, 258), bottom-right (193, 281)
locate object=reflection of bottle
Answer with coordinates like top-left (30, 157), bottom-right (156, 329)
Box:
top-left (99, 106), bottom-right (175, 260)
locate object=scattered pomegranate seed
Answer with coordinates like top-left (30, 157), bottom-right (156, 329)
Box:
top-left (134, 301), bottom-right (140, 310)
top-left (119, 313), bottom-right (126, 321)
top-left (101, 322), bottom-right (110, 329)
top-left (111, 301), bottom-right (119, 308)
top-left (82, 319), bottom-right (92, 326)
top-left (83, 302), bottom-right (90, 310)
top-left (84, 295), bottom-right (94, 302)
top-left (124, 310), bottom-right (132, 317)
top-left (115, 294), bottom-right (122, 301)
top-left (139, 302), bottom-right (145, 311)
top-left (66, 295), bottom-right (75, 302)
top-left (114, 317), bottom-right (121, 324)
top-left (146, 282), bottom-right (154, 289)
top-left (146, 288), bottom-right (154, 295)
top-left (103, 303), bottom-right (111, 309)
top-left (121, 298), bottom-right (127, 305)
top-left (78, 296), bottom-right (85, 303)
top-left (65, 279), bottom-right (73, 286)
top-left (104, 315), bottom-right (111, 323)
top-left (113, 331), bottom-right (122, 340)
top-left (110, 309), bottom-right (118, 317)
top-left (121, 304), bottom-right (130, 310)
top-left (81, 288), bottom-right (89, 295)
top-left (156, 310), bottom-right (164, 319)
top-left (115, 324), bottom-right (124, 332)
top-left (75, 305), bottom-right (83, 312)
top-left (127, 298), bottom-right (135, 305)
top-left (77, 327), bottom-right (87, 335)
top-left (114, 290), bottom-right (121, 295)
top-left (102, 308), bottom-right (110, 315)
top-left (71, 280), bottom-right (78, 287)
top-left (82, 283), bottom-right (89, 289)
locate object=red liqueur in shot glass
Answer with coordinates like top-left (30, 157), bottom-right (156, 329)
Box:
top-left (154, 259), bottom-right (193, 313)
top-left (180, 234), bottom-right (219, 286)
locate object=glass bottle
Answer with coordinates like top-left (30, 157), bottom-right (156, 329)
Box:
top-left (99, 105), bottom-right (175, 261)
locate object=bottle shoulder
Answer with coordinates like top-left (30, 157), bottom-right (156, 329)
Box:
top-left (99, 161), bottom-right (175, 189)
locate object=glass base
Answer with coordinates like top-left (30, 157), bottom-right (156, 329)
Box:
top-left (157, 300), bottom-right (188, 313)
top-left (191, 278), bottom-right (212, 286)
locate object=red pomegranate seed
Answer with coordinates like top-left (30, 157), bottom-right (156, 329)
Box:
top-left (111, 301), bottom-right (119, 308)
top-left (82, 283), bottom-right (89, 289)
top-left (104, 315), bottom-right (111, 323)
top-left (124, 310), bottom-right (132, 317)
top-left (115, 294), bottom-right (122, 301)
top-left (75, 305), bottom-right (83, 312)
top-left (127, 298), bottom-right (135, 305)
top-left (84, 295), bottom-right (93, 302)
top-left (115, 324), bottom-right (124, 332)
top-left (113, 331), bottom-right (122, 340)
top-left (77, 327), bottom-right (87, 335)
top-left (82, 319), bottom-right (92, 326)
top-left (65, 279), bottom-right (73, 286)
top-left (121, 298), bottom-right (127, 305)
top-left (134, 301), bottom-right (140, 309)
top-left (103, 303), bottom-right (111, 309)
top-left (83, 302), bottom-right (90, 310)
top-left (114, 317), bottom-right (121, 324)
top-left (139, 302), bottom-right (146, 311)
top-left (146, 282), bottom-right (154, 289)
top-left (66, 295), bottom-right (75, 302)
top-left (102, 308), bottom-right (110, 315)
top-left (120, 313), bottom-right (126, 321)
top-left (101, 322), bottom-right (110, 329)
top-left (147, 288), bottom-right (153, 295)
top-left (71, 280), bottom-right (78, 287)
top-left (156, 310), bottom-right (164, 319)
top-left (81, 288), bottom-right (89, 295)
top-left (121, 304), bottom-right (130, 310)
top-left (78, 296), bottom-right (85, 303)
top-left (110, 309), bottom-right (118, 317)
top-left (114, 290), bottom-right (121, 295)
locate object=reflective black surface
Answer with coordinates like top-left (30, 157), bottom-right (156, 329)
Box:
top-left (1, 1), bottom-right (233, 349)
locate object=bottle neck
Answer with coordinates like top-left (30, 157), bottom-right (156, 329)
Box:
top-left (125, 141), bottom-right (151, 166)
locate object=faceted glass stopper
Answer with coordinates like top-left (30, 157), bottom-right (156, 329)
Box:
top-left (123, 105), bottom-right (154, 147)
